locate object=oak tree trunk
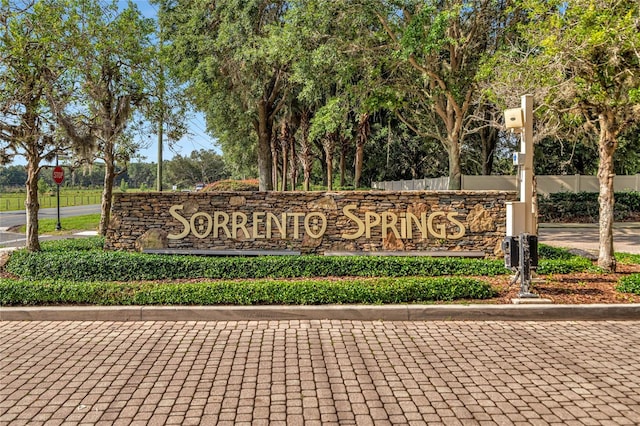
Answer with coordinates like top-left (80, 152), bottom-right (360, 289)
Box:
top-left (257, 101), bottom-right (274, 191)
top-left (354, 113), bottom-right (370, 189)
top-left (24, 161), bottom-right (41, 252)
top-left (480, 125), bottom-right (497, 175)
top-left (323, 134), bottom-right (336, 191)
top-left (279, 121), bottom-right (289, 191)
top-left (339, 138), bottom-right (346, 188)
top-left (597, 112), bottom-right (618, 272)
top-left (289, 131), bottom-right (298, 191)
top-left (298, 111), bottom-right (313, 191)
top-left (270, 130), bottom-right (279, 191)
top-left (447, 140), bottom-right (462, 190)
top-left (99, 153), bottom-right (115, 236)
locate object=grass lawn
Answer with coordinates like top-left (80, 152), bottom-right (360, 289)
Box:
top-left (16, 214), bottom-right (100, 234)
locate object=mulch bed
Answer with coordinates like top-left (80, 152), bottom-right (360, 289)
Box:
top-left (484, 263), bottom-right (640, 304)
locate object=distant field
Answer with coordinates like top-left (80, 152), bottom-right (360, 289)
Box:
top-left (0, 190), bottom-right (103, 211)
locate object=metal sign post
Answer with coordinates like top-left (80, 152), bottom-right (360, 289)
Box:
top-left (53, 154), bottom-right (64, 231)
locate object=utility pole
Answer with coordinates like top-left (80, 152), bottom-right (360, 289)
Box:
top-left (503, 94), bottom-right (542, 300)
top-left (157, 107), bottom-right (163, 192)
top-left (521, 94), bottom-right (535, 234)
top-left (157, 28), bottom-right (165, 192)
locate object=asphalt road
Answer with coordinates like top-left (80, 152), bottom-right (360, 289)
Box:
top-left (0, 204), bottom-right (101, 230)
top-left (0, 205), bottom-right (100, 248)
top-left (538, 224), bottom-right (640, 254)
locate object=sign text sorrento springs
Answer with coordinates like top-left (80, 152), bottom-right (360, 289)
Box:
top-left (105, 191), bottom-right (516, 257)
top-left (167, 204), bottom-right (467, 241)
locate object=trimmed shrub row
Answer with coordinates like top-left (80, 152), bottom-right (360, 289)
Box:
top-left (5, 238), bottom-right (595, 282)
top-left (538, 244), bottom-right (576, 260)
top-left (0, 277), bottom-right (495, 306)
top-left (6, 248), bottom-right (595, 282)
top-left (5, 250), bottom-right (505, 281)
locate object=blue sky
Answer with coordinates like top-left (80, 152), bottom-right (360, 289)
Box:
top-left (9, 0), bottom-right (217, 166)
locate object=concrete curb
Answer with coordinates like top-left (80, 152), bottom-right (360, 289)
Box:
top-left (3, 304), bottom-right (640, 322)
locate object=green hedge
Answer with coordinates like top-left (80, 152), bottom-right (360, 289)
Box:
top-left (617, 274), bottom-right (640, 295)
top-left (0, 277), bottom-right (495, 306)
top-left (5, 238), bottom-right (594, 281)
top-left (38, 236), bottom-right (105, 252)
top-left (6, 250), bottom-right (595, 281)
top-left (538, 191), bottom-right (640, 222)
top-left (5, 251), bottom-right (507, 281)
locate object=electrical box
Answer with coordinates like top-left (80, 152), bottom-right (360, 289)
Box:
top-left (502, 236), bottom-right (519, 269)
top-left (505, 201), bottom-right (526, 237)
top-left (504, 108), bottom-right (524, 129)
top-left (512, 152), bottom-right (526, 166)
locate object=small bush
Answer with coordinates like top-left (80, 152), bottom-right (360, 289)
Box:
top-left (616, 253), bottom-right (640, 265)
top-left (204, 179), bottom-right (259, 191)
top-left (536, 257), bottom-right (598, 274)
top-left (538, 244), bottom-right (575, 260)
top-left (617, 274), bottom-right (640, 295)
top-left (39, 236), bottom-right (105, 252)
top-left (0, 277), bottom-right (495, 306)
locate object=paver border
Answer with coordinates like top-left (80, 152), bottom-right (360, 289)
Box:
top-left (2, 304), bottom-right (640, 321)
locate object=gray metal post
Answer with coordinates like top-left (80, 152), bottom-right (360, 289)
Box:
top-left (55, 153), bottom-right (61, 231)
top-left (518, 233), bottom-right (537, 298)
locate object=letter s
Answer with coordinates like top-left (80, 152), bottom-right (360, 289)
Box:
top-left (341, 204), bottom-right (365, 239)
top-left (447, 212), bottom-right (466, 239)
top-left (168, 205), bottom-right (190, 239)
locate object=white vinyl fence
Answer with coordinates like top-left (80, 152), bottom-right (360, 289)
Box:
top-left (371, 174), bottom-right (640, 196)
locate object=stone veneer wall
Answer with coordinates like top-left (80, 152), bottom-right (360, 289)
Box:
top-left (105, 191), bottom-right (517, 257)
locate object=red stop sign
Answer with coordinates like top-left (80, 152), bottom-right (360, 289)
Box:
top-left (53, 166), bottom-right (64, 185)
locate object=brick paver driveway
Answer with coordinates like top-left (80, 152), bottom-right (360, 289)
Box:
top-left (2, 320), bottom-right (640, 425)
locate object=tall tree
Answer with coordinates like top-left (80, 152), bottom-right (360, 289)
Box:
top-left (123, 162), bottom-right (157, 189)
top-left (279, 0), bottom-right (391, 190)
top-left (492, 0), bottom-right (640, 271)
top-left (143, 36), bottom-right (190, 193)
top-left (165, 149), bottom-right (228, 188)
top-left (0, 165), bottom-right (27, 189)
top-left (0, 0), bottom-right (76, 251)
top-left (157, 0), bottom-right (290, 191)
top-left (50, 0), bottom-right (155, 235)
top-left (376, 0), bottom-right (515, 189)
